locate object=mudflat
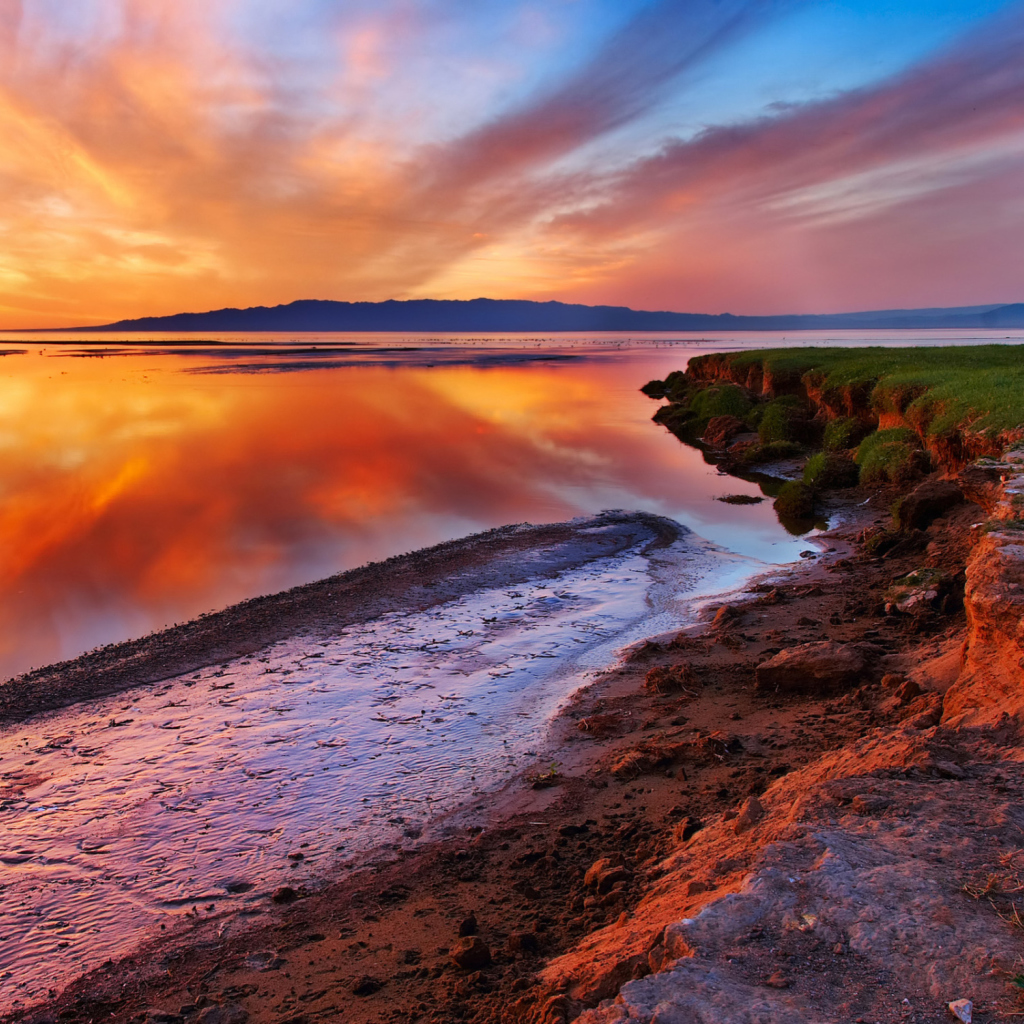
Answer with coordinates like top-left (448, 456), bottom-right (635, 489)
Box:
top-left (0, 511), bottom-right (681, 729)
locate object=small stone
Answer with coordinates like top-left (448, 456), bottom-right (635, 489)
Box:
top-left (458, 914), bottom-right (478, 937)
top-left (851, 794), bottom-right (890, 815)
top-left (271, 886), bottom-right (298, 904)
top-left (686, 880), bottom-right (709, 896)
top-left (712, 605), bottom-right (738, 629)
top-left (947, 999), bottom-right (972, 1023)
top-left (832, 942), bottom-right (845, 955)
top-left (507, 931), bottom-right (540, 954)
top-left (196, 1005), bottom-right (247, 1024)
top-left (449, 935), bottom-right (492, 970)
top-left (733, 795), bottom-right (765, 834)
top-left (764, 971), bottom-right (790, 989)
top-left (350, 976), bottom-right (384, 996)
top-left (755, 641), bottom-right (880, 694)
top-left (584, 858), bottom-right (612, 888)
top-left (558, 824), bottom-right (588, 837)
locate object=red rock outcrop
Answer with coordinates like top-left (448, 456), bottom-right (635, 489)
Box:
top-left (943, 447), bottom-right (1024, 727)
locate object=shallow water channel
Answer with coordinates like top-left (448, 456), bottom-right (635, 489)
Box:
top-left (0, 529), bottom-right (752, 1010)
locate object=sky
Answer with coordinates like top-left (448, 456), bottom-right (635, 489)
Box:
top-left (0, 0), bottom-right (1022, 327)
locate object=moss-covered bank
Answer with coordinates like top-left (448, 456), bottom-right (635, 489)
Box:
top-left (644, 343), bottom-right (1024, 524)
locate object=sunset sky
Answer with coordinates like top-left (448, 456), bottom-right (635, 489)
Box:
top-left (1, 0), bottom-right (1022, 328)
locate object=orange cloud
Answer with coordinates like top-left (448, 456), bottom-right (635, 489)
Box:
top-left (0, 1), bottom-right (1022, 326)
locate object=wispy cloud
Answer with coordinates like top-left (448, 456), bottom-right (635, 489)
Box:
top-left (0, 0), bottom-right (1019, 325)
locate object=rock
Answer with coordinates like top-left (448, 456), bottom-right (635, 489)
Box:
top-left (947, 999), bottom-right (973, 1023)
top-left (450, 935), bottom-right (492, 970)
top-left (884, 568), bottom-right (945, 615)
top-left (647, 944), bottom-right (669, 973)
top-left (764, 971), bottom-right (790, 989)
top-left (558, 823), bottom-right (589, 837)
top-left (196, 1005), bottom-right (248, 1024)
top-left (716, 494), bottom-right (764, 505)
top-left (223, 880), bottom-right (254, 894)
top-left (675, 816), bottom-right (704, 843)
top-left (270, 886), bottom-right (298, 904)
top-left (243, 950), bottom-right (284, 972)
top-left (702, 415), bottom-right (745, 446)
top-left (584, 859), bottom-right (632, 893)
top-left (895, 479), bottom-right (964, 532)
top-left (508, 931), bottom-right (541, 954)
top-left (851, 794), bottom-right (890, 815)
top-left (754, 641), bottom-right (879, 693)
top-left (644, 663), bottom-right (697, 694)
top-left (712, 605), bottom-right (739, 629)
top-left (458, 913), bottom-right (478, 937)
top-left (943, 527), bottom-right (1024, 727)
top-left (350, 975), bottom-right (384, 996)
top-left (733, 795), bottom-right (765, 834)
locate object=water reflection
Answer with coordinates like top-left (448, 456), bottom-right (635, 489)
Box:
top-left (0, 339), bottom-right (803, 679)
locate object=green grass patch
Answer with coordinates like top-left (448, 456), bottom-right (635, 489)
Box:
top-left (823, 417), bottom-right (868, 452)
top-left (737, 440), bottom-right (802, 465)
top-left (803, 452), bottom-right (859, 489)
top-left (758, 395), bottom-right (803, 444)
top-left (855, 427), bottom-right (922, 485)
top-left (689, 344), bottom-right (1024, 438)
top-left (774, 481), bottom-right (815, 519)
top-left (689, 384), bottom-right (752, 422)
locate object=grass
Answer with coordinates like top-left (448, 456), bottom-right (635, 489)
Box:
top-left (822, 416), bottom-right (868, 451)
top-left (803, 452), bottom-right (859, 489)
top-left (774, 481), bottom-right (815, 519)
top-left (691, 344), bottom-right (1024, 438)
top-left (758, 395), bottom-right (803, 444)
top-left (688, 383), bottom-right (752, 423)
top-left (855, 427), bottom-right (921, 485)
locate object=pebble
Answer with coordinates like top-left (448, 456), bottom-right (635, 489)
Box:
top-left (449, 935), bottom-right (492, 970)
top-left (947, 999), bottom-right (972, 1023)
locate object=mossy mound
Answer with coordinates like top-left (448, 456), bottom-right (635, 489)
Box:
top-left (758, 395), bottom-right (804, 445)
top-left (689, 384), bottom-right (752, 424)
top-left (774, 481), bottom-right (815, 519)
top-left (856, 428), bottom-right (926, 485)
top-left (823, 417), bottom-right (869, 452)
top-left (803, 452), bottom-right (859, 489)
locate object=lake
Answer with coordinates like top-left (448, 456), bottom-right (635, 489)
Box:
top-left (0, 332), bottom-right (774, 681)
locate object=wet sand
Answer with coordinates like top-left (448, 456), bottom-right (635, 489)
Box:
top-left (0, 512), bottom-right (682, 729)
top-left (0, 510), bottom-right (756, 1012)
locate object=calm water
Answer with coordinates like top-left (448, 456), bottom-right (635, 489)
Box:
top-left (1, 327), bottom-right (1021, 681)
top-left (0, 334), bottom-right (758, 680)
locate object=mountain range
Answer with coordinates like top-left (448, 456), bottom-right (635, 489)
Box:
top-left (54, 298), bottom-right (1024, 333)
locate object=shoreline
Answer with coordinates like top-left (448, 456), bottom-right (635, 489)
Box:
top-left (0, 509), bottom-right (741, 1014)
top-left (7, 447), bottom-right (1022, 1022)
top-left (1, 494), bottom-right (881, 1022)
top-left (0, 511), bottom-right (682, 731)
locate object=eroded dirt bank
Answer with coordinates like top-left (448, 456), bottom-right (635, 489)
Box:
top-left (9, 444), bottom-right (1024, 1024)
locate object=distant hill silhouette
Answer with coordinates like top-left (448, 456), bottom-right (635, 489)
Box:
top-left (54, 297), bottom-right (1024, 332)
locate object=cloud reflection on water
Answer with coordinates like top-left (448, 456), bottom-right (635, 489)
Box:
top-left (0, 342), bottom-right (794, 678)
